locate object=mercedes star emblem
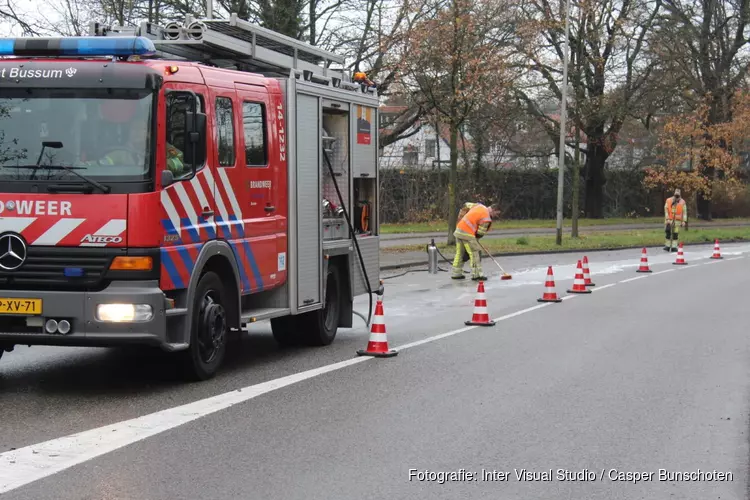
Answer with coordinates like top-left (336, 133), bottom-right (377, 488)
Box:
top-left (0, 233), bottom-right (27, 271)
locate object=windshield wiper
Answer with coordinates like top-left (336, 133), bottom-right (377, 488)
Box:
top-left (43, 164), bottom-right (111, 193)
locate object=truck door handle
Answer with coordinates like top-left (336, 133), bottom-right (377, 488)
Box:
top-left (264, 205), bottom-right (276, 213)
top-left (201, 209), bottom-right (214, 218)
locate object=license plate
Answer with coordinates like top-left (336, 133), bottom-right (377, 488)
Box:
top-left (0, 298), bottom-right (43, 315)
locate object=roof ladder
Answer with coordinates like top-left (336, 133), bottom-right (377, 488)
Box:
top-left (89, 13), bottom-right (361, 90)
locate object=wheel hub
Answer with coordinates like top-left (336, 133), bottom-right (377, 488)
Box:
top-left (198, 295), bottom-right (226, 364)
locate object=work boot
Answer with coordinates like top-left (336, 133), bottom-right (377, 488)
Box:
top-left (471, 275), bottom-right (488, 281)
top-left (452, 274), bottom-right (466, 280)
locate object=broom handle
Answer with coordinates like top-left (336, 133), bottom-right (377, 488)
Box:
top-left (476, 240), bottom-right (508, 274)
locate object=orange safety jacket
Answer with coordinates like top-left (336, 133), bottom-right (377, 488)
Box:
top-left (665, 197), bottom-right (687, 222)
top-left (456, 203), bottom-right (492, 238)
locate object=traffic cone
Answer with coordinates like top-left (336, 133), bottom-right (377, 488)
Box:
top-left (636, 248), bottom-right (652, 273)
top-left (538, 266), bottom-right (562, 303)
top-left (711, 239), bottom-right (723, 259)
top-left (465, 280), bottom-right (496, 326)
top-left (582, 256), bottom-right (595, 286)
top-left (673, 242), bottom-right (687, 265)
top-left (357, 298), bottom-right (397, 357)
top-left (567, 260), bottom-right (592, 294)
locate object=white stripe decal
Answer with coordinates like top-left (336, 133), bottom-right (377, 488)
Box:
top-left (161, 190), bottom-right (182, 236)
top-left (217, 167), bottom-right (242, 220)
top-left (0, 217), bottom-right (36, 233)
top-left (206, 168), bottom-right (229, 221)
top-left (32, 218), bottom-right (86, 246)
top-left (191, 172), bottom-right (210, 211)
top-left (79, 219), bottom-right (127, 247)
top-left (173, 182), bottom-right (198, 226)
top-left (92, 219), bottom-right (127, 236)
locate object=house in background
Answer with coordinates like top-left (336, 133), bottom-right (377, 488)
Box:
top-left (378, 103), bottom-right (658, 171)
top-left (378, 105), bottom-right (455, 170)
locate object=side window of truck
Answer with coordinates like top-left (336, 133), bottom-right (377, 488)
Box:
top-left (215, 97), bottom-right (236, 167)
top-left (166, 91), bottom-right (206, 176)
top-left (242, 102), bottom-right (267, 167)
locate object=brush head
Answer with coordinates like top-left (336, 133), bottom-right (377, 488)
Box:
top-left (501, 274), bottom-right (512, 280)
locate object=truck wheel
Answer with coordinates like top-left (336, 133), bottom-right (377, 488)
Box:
top-left (180, 271), bottom-right (228, 381)
top-left (301, 264), bottom-right (340, 346)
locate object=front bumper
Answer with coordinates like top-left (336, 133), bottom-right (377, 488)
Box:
top-left (0, 281), bottom-right (169, 348)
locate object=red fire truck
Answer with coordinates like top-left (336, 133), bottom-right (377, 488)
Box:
top-left (0, 14), bottom-right (382, 380)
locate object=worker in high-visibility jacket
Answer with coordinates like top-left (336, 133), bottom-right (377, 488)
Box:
top-left (664, 188), bottom-right (688, 251)
top-left (451, 202), bottom-right (499, 280)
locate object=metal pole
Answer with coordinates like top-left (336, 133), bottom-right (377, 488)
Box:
top-left (555, 0), bottom-right (572, 246)
top-left (207, 0), bottom-right (213, 19)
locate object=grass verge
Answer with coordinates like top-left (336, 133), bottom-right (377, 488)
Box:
top-left (380, 216), bottom-right (750, 234)
top-left (382, 227), bottom-right (750, 256)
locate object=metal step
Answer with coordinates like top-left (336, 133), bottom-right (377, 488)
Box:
top-left (240, 307), bottom-right (291, 327)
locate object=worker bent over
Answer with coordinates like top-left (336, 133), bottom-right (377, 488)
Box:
top-left (452, 202), bottom-right (499, 280)
top-left (664, 188), bottom-right (687, 251)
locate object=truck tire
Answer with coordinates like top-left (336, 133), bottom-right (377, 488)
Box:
top-left (301, 264), bottom-right (340, 346)
top-left (270, 265), bottom-right (341, 347)
top-left (180, 271), bottom-right (228, 381)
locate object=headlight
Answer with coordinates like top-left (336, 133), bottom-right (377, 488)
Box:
top-left (96, 304), bottom-right (153, 322)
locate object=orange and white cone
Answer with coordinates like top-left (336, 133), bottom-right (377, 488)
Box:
top-left (567, 260), bottom-right (592, 294)
top-left (711, 239), bottom-right (723, 259)
top-left (357, 298), bottom-right (397, 357)
top-left (582, 256), bottom-right (595, 286)
top-left (673, 242), bottom-right (687, 265)
top-left (636, 247), bottom-right (652, 273)
top-left (538, 266), bottom-right (562, 303)
top-left (465, 280), bottom-right (496, 326)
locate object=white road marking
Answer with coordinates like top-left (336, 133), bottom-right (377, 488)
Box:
top-left (0, 246), bottom-right (745, 494)
top-left (728, 257), bottom-right (744, 261)
top-left (0, 357), bottom-right (371, 494)
top-left (591, 283), bottom-right (616, 292)
top-left (620, 276), bottom-right (647, 283)
top-left (652, 269), bottom-right (676, 275)
top-left (703, 260), bottom-right (722, 265)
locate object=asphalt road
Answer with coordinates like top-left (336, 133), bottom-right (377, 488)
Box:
top-left (380, 220), bottom-right (750, 248)
top-left (1, 243), bottom-right (749, 499)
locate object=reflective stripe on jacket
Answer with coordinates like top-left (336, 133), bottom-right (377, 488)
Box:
top-left (457, 203), bottom-right (492, 237)
top-left (665, 197), bottom-right (687, 222)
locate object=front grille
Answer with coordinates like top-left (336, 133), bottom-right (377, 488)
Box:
top-left (0, 247), bottom-right (121, 291)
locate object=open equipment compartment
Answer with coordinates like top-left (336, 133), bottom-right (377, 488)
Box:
top-left (321, 100), bottom-right (350, 241)
top-left (349, 103), bottom-right (379, 296)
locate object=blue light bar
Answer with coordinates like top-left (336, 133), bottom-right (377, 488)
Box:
top-left (0, 36), bottom-right (156, 58)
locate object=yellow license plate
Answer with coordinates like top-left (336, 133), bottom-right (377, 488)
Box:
top-left (0, 298), bottom-right (43, 315)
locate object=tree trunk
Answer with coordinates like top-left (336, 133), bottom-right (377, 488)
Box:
top-left (583, 138), bottom-right (609, 218)
top-left (572, 124), bottom-right (581, 236)
top-left (447, 121), bottom-right (459, 246)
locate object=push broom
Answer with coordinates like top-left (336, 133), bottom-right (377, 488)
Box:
top-left (476, 240), bottom-right (512, 280)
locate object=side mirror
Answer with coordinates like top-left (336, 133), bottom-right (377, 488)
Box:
top-left (183, 111), bottom-right (207, 169)
top-left (161, 169), bottom-right (175, 188)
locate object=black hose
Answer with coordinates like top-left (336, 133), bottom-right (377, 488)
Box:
top-left (322, 148), bottom-right (377, 327)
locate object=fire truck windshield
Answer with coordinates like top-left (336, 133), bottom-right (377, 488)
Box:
top-left (0, 88), bottom-right (154, 183)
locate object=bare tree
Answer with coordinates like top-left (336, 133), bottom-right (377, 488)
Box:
top-left (398, 0), bottom-right (519, 243)
top-left (515, 0), bottom-right (661, 218)
top-left (649, 0), bottom-right (750, 219)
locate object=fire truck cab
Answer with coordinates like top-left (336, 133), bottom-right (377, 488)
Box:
top-left (0, 15), bottom-right (381, 380)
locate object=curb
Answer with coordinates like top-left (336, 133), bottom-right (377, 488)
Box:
top-left (379, 237), bottom-right (750, 272)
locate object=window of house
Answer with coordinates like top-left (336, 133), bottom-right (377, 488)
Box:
top-left (425, 139), bottom-right (437, 158)
top-left (242, 102), bottom-right (267, 166)
top-left (403, 145), bottom-right (418, 166)
top-left (215, 96), bottom-right (235, 166)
